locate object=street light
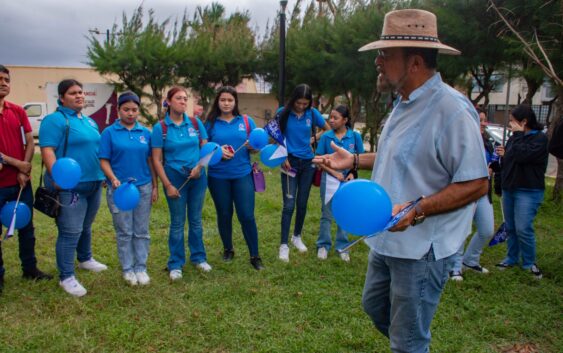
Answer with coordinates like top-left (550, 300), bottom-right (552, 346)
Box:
top-left (278, 0), bottom-right (288, 107)
top-left (89, 28), bottom-right (110, 43)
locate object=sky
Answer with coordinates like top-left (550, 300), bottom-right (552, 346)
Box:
top-left (0, 0), bottom-right (297, 67)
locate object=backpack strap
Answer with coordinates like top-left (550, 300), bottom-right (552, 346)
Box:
top-left (160, 120), bottom-right (168, 141)
top-left (243, 114), bottom-right (251, 138)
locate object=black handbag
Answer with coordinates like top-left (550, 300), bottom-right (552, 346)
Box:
top-left (33, 112), bottom-right (70, 218)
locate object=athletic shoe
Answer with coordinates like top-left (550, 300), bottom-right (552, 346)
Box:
top-left (291, 235), bottom-right (308, 252)
top-left (250, 257), bottom-right (265, 271)
top-left (529, 264), bottom-right (542, 280)
top-left (22, 267), bottom-right (53, 280)
top-left (317, 247), bottom-right (328, 260)
top-left (169, 269), bottom-right (182, 281)
top-left (222, 249), bottom-right (235, 262)
top-left (495, 262), bottom-right (513, 271)
top-left (123, 272), bottom-right (138, 286)
top-left (279, 244), bottom-right (289, 262)
top-left (449, 271), bottom-right (463, 281)
top-left (59, 276), bottom-right (87, 297)
top-left (462, 263), bottom-right (489, 274)
top-left (78, 258), bottom-right (108, 272)
top-left (135, 271), bottom-right (150, 285)
top-left (339, 252), bottom-right (351, 263)
top-left (196, 262), bottom-right (212, 272)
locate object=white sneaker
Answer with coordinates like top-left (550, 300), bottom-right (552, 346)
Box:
top-left (339, 252), bottom-right (350, 262)
top-left (279, 244), bottom-right (289, 262)
top-left (169, 269), bottom-right (182, 281)
top-left (123, 272), bottom-right (138, 286)
top-left (317, 247), bottom-right (328, 260)
top-left (291, 235), bottom-right (308, 253)
top-left (59, 276), bottom-right (87, 297)
top-left (78, 258), bottom-right (108, 272)
top-left (135, 271), bottom-right (150, 285)
top-left (196, 262), bottom-right (212, 272)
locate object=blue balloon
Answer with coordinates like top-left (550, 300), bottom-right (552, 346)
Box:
top-left (200, 142), bottom-right (223, 166)
top-left (113, 182), bottom-right (140, 211)
top-left (260, 144), bottom-right (286, 168)
top-left (331, 179), bottom-right (392, 235)
top-left (52, 158), bottom-right (82, 189)
top-left (0, 201), bottom-right (31, 229)
top-left (248, 128), bottom-right (269, 150)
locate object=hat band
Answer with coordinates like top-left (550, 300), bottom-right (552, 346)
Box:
top-left (380, 34), bottom-right (439, 42)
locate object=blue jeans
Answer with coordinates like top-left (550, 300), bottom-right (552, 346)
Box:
top-left (164, 166), bottom-right (207, 270)
top-left (0, 183), bottom-right (37, 277)
top-left (280, 155), bottom-right (316, 244)
top-left (107, 182), bottom-right (153, 273)
top-left (316, 172), bottom-right (349, 252)
top-left (362, 248), bottom-right (452, 353)
top-left (54, 181), bottom-right (103, 280)
top-left (501, 188), bottom-right (544, 269)
top-left (452, 196), bottom-right (494, 272)
top-left (208, 174), bottom-right (259, 257)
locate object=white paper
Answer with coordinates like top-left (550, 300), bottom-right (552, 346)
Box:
top-left (324, 174), bottom-right (341, 205)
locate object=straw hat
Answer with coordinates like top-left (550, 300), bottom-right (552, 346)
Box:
top-left (359, 9), bottom-right (460, 55)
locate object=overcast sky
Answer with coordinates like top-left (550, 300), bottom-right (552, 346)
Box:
top-left (0, 0), bottom-right (297, 67)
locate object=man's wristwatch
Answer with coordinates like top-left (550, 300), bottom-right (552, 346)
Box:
top-left (411, 198), bottom-right (426, 226)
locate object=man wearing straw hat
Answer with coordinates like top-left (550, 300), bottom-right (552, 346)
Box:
top-left (0, 64), bottom-right (52, 294)
top-left (314, 9), bottom-right (488, 352)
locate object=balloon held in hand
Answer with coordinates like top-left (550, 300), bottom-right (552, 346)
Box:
top-left (52, 158), bottom-right (82, 189)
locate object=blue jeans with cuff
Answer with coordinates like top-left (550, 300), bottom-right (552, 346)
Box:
top-left (107, 182), bottom-right (153, 273)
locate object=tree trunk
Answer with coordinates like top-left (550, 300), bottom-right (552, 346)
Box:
top-left (550, 87), bottom-right (563, 203)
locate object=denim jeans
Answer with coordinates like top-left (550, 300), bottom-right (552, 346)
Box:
top-left (280, 155), bottom-right (316, 244)
top-left (362, 248), bottom-right (452, 353)
top-left (208, 174), bottom-right (259, 257)
top-left (55, 181), bottom-right (103, 281)
top-left (452, 195), bottom-right (494, 272)
top-left (164, 166), bottom-right (207, 270)
top-left (316, 172), bottom-right (349, 252)
top-left (501, 188), bottom-right (544, 269)
top-left (0, 183), bottom-right (37, 277)
top-left (107, 182), bottom-right (153, 273)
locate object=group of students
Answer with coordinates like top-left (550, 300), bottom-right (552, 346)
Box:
top-left (0, 68), bottom-right (366, 297)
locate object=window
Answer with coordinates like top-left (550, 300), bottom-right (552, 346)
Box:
top-left (25, 104), bottom-right (42, 117)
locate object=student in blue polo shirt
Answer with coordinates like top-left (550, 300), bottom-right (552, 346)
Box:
top-left (315, 105), bottom-right (364, 262)
top-left (205, 86), bottom-right (264, 271)
top-left (39, 79), bottom-right (108, 297)
top-left (99, 91), bottom-right (158, 286)
top-left (276, 84), bottom-right (330, 262)
top-left (151, 86), bottom-right (210, 280)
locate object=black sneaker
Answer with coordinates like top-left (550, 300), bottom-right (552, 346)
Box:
top-left (22, 267), bottom-right (54, 281)
top-left (250, 257), bottom-right (265, 271)
top-left (529, 264), bottom-right (542, 280)
top-left (449, 271), bottom-right (463, 281)
top-left (495, 262), bottom-right (513, 270)
top-left (462, 263), bottom-right (489, 274)
top-left (222, 249), bottom-right (235, 262)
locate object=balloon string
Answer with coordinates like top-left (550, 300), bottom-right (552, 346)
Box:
top-left (42, 192), bottom-right (79, 208)
top-left (233, 141), bottom-right (249, 154)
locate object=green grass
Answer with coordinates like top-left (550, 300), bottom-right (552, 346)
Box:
top-left (0, 156), bottom-right (561, 352)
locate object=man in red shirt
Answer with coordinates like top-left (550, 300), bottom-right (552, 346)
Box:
top-left (0, 64), bottom-right (52, 294)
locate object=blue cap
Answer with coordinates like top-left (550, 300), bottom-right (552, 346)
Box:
top-left (118, 91), bottom-right (140, 107)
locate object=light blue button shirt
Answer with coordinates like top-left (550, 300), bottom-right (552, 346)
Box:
top-left (366, 73), bottom-right (488, 260)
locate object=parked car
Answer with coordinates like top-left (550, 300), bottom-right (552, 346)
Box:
top-left (485, 123), bottom-right (511, 146)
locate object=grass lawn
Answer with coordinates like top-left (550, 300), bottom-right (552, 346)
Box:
top-left (0, 156), bottom-right (561, 352)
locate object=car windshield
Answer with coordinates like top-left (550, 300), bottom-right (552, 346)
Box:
top-left (485, 125), bottom-right (511, 145)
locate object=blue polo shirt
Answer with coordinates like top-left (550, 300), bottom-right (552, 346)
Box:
top-left (367, 73), bottom-right (488, 260)
top-left (151, 113), bottom-right (208, 173)
top-left (39, 105), bottom-right (104, 182)
top-left (205, 115), bottom-right (257, 179)
top-left (99, 120), bottom-right (152, 186)
top-left (277, 107), bottom-right (325, 159)
top-left (316, 128), bottom-right (365, 175)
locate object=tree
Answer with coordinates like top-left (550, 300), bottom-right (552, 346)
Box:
top-left (176, 3), bottom-right (258, 118)
top-left (87, 6), bottom-right (178, 124)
